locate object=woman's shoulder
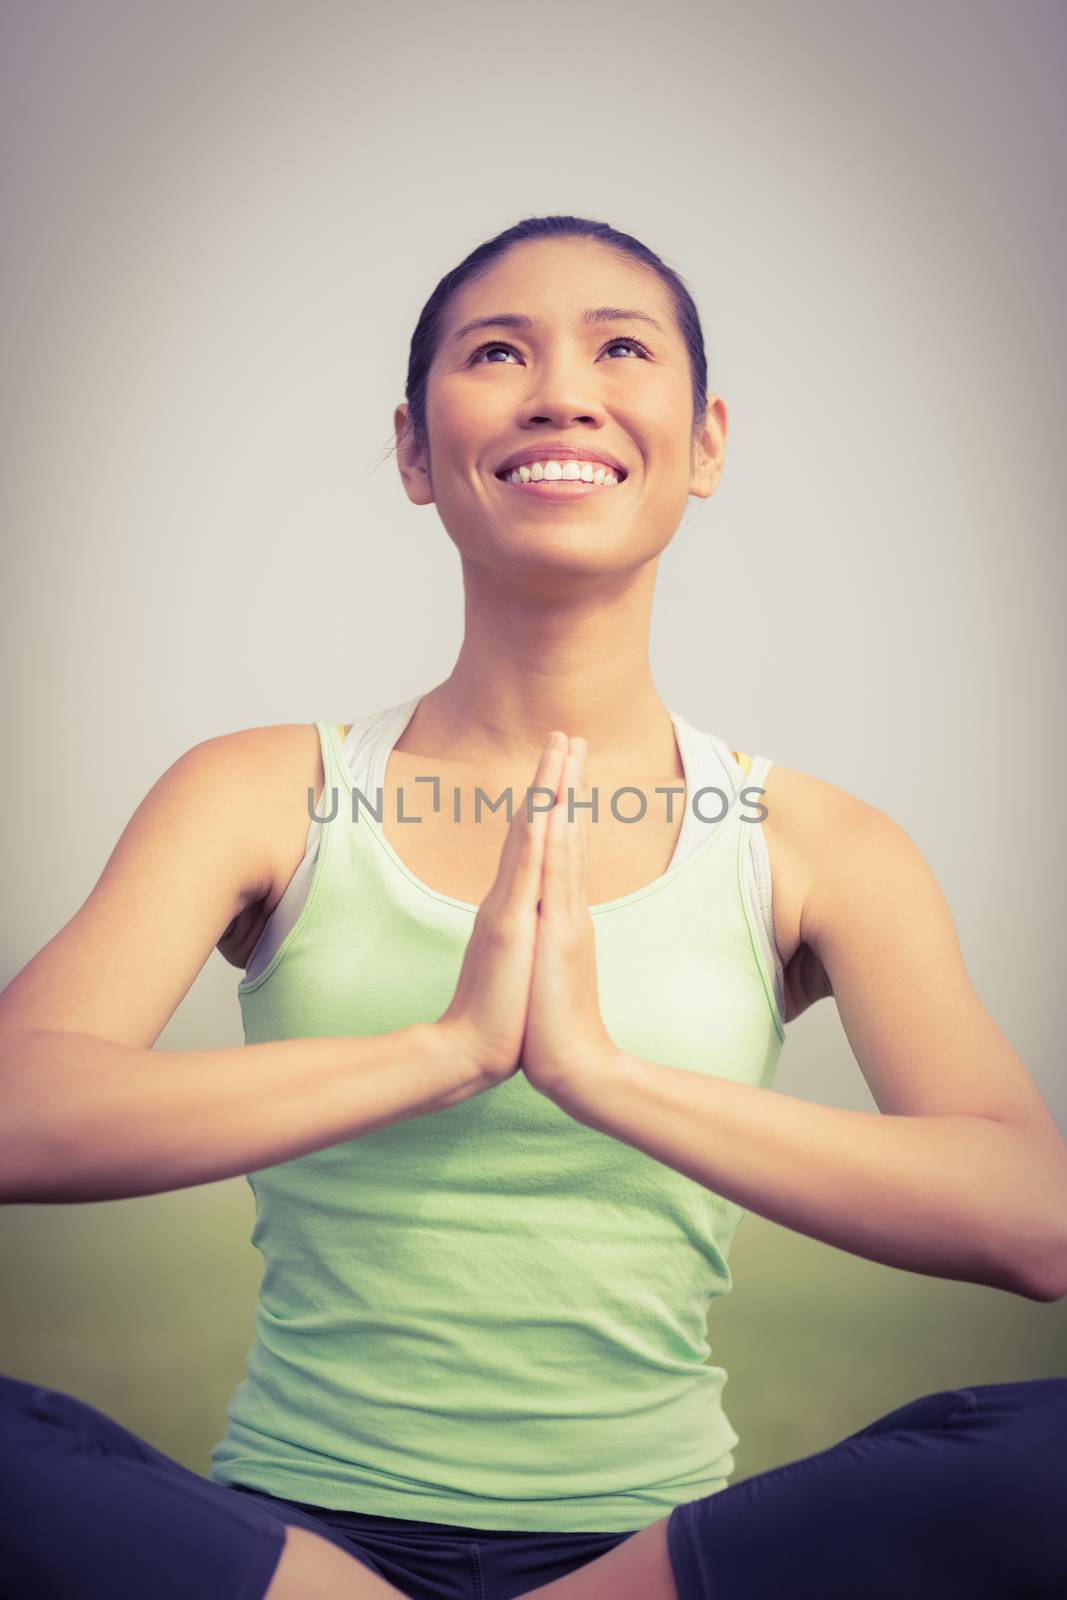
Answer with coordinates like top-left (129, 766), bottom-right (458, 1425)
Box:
top-left (203, 719), bottom-right (336, 768)
top-left (758, 758), bottom-right (886, 870)
top-left (762, 759), bottom-right (894, 838)
top-left (209, 721), bottom-right (346, 828)
top-left (179, 721), bottom-right (327, 810)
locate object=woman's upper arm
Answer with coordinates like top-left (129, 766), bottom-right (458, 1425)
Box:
top-left (801, 788), bottom-right (1066, 1150)
top-left (0, 729), bottom-right (280, 1055)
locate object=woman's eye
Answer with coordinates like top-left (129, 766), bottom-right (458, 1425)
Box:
top-left (471, 344), bottom-right (517, 364)
top-left (468, 336), bottom-right (650, 365)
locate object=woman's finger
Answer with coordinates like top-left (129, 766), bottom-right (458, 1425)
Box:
top-left (494, 732), bottom-right (565, 893)
top-left (542, 740), bottom-right (577, 918)
top-left (567, 737), bottom-right (586, 914)
top-left (522, 735), bottom-right (567, 890)
top-left (585, 739), bottom-right (593, 906)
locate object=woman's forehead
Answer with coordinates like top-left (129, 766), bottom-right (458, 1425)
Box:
top-left (444, 241), bottom-right (670, 334)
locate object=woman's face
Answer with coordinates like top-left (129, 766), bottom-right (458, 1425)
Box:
top-left (397, 238), bottom-right (725, 580)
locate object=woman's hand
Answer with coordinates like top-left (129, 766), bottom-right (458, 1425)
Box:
top-left (437, 731), bottom-right (567, 1086)
top-left (521, 736), bottom-right (619, 1100)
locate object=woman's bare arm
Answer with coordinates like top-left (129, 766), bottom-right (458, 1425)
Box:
top-left (0, 1024), bottom-right (472, 1203)
top-left (0, 729), bottom-right (480, 1204)
top-left (539, 780), bottom-right (1067, 1303)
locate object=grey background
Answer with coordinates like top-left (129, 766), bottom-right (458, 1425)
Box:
top-left (1, 0), bottom-right (1064, 1480)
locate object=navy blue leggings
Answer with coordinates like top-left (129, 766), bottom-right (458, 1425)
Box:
top-left (2, 1371), bottom-right (1066, 1599)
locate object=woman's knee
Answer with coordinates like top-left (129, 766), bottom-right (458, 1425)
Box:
top-left (849, 1376), bottom-right (1067, 1444)
top-left (903, 1377), bottom-right (1067, 1535)
top-left (0, 1376), bottom-right (174, 1482)
top-left (848, 1385), bottom-right (977, 1441)
top-left (970, 1376), bottom-right (1067, 1418)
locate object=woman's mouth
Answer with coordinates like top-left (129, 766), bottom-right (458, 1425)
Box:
top-left (493, 463), bottom-right (626, 499)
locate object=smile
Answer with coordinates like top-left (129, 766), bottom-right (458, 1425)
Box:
top-left (493, 460), bottom-right (625, 499)
top-left (494, 476), bottom-right (623, 499)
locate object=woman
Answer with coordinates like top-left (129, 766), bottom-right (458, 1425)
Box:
top-left (2, 214), bottom-right (1066, 1600)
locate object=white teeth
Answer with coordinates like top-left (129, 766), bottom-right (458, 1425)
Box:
top-left (504, 459), bottom-right (620, 486)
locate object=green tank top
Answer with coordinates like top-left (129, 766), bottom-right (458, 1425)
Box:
top-left (208, 718), bottom-right (785, 1531)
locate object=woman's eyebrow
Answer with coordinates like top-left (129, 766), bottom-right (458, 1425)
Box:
top-left (448, 307), bottom-right (665, 344)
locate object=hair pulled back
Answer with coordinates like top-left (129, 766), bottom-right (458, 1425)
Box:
top-left (398, 215), bottom-right (709, 463)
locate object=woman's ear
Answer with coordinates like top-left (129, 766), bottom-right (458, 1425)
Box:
top-left (393, 403), bottom-right (435, 506)
top-left (689, 394), bottom-right (727, 500)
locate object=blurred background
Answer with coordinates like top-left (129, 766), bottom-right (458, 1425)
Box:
top-left (1, 0), bottom-right (1064, 1482)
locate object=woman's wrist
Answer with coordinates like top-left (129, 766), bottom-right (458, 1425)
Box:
top-left (420, 1018), bottom-right (504, 1103)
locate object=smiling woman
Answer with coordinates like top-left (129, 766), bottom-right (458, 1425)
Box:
top-left (3, 212), bottom-right (1067, 1600)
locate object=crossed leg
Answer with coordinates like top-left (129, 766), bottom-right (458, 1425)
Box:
top-left (0, 1374), bottom-right (408, 1600)
top-left (515, 1378), bottom-right (1067, 1600)
top-left (5, 1376), bottom-right (1065, 1599)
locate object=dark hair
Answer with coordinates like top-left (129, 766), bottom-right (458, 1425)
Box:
top-left (395, 215), bottom-right (709, 464)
